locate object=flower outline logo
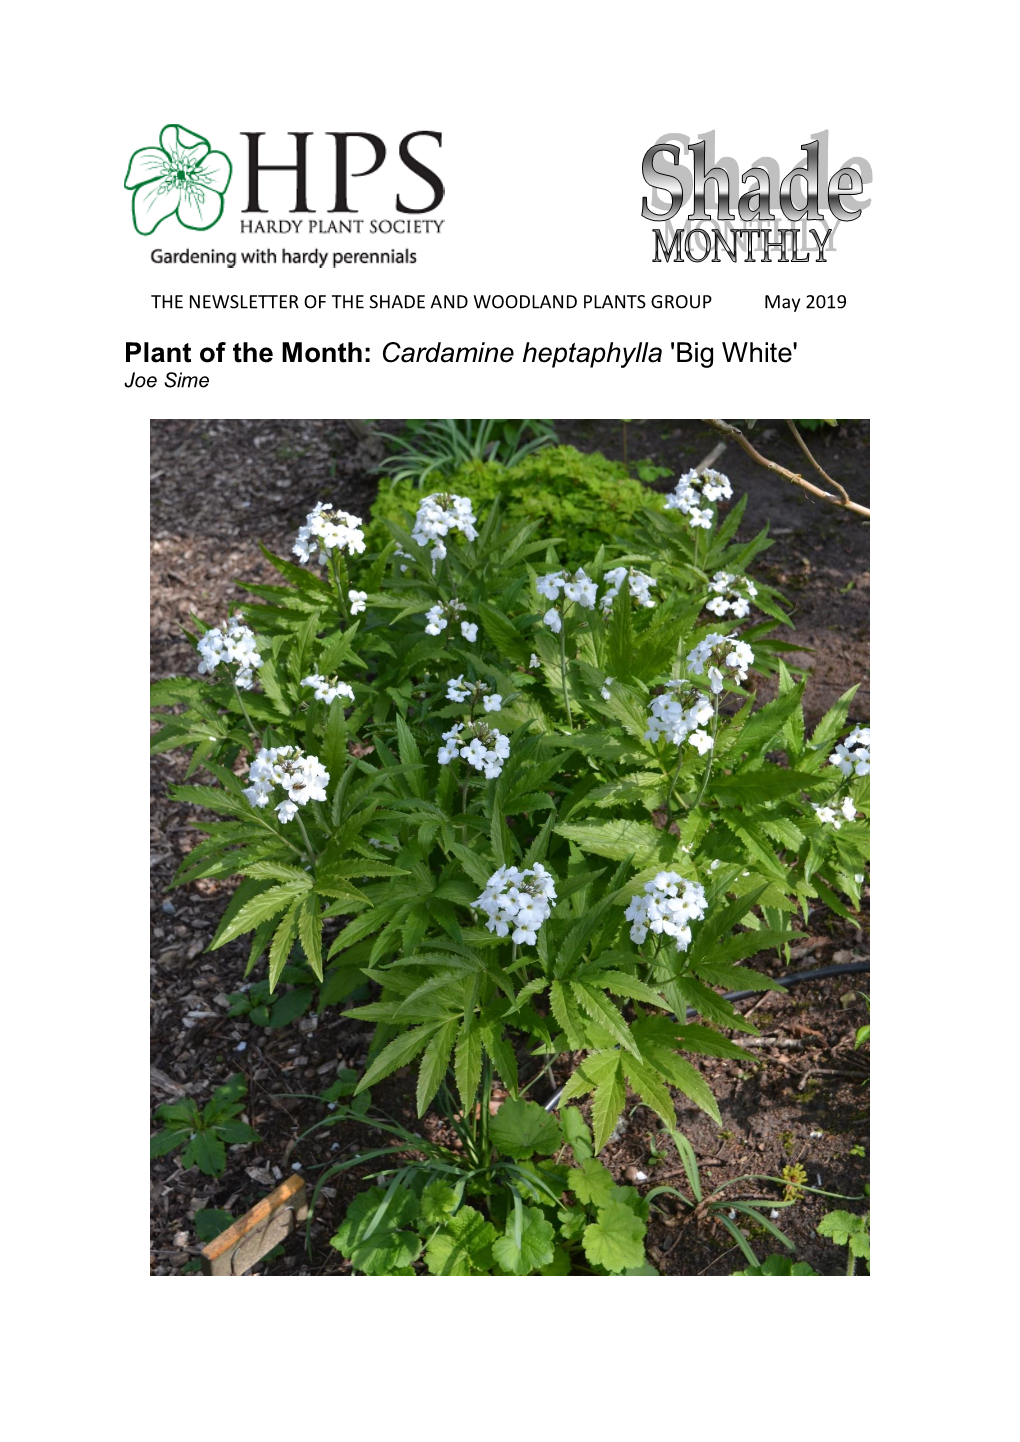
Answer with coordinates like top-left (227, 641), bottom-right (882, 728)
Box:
top-left (124, 124), bottom-right (231, 235)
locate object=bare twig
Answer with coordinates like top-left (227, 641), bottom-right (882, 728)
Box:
top-left (785, 421), bottom-right (851, 505)
top-left (702, 419), bottom-right (870, 519)
top-left (694, 440), bottom-right (727, 474)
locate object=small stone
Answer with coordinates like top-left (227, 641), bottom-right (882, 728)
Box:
top-left (162, 901), bottom-right (176, 915)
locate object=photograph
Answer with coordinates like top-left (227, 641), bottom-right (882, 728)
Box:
top-left (150, 417), bottom-right (871, 1277)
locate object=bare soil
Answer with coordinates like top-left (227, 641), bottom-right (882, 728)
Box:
top-left (150, 418), bottom-right (870, 1277)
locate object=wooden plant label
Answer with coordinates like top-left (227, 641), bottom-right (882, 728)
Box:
top-left (201, 1174), bottom-right (308, 1276)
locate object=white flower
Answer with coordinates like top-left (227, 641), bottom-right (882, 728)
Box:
top-left (643, 681), bottom-right (715, 747)
top-left (543, 607), bottom-right (562, 634)
top-left (624, 872), bottom-right (708, 952)
top-left (600, 676), bottom-right (614, 701)
top-left (293, 503), bottom-right (366, 565)
top-left (538, 568), bottom-right (598, 611)
top-left (302, 673), bottom-right (354, 705)
top-left (687, 632), bottom-right (754, 690)
top-left (830, 725), bottom-right (870, 777)
top-left (436, 719), bottom-right (510, 778)
top-left (411, 492), bottom-right (478, 571)
top-left (705, 571), bottom-right (758, 619)
top-left (700, 468), bottom-right (733, 503)
top-left (813, 802), bottom-right (855, 830)
top-left (394, 546), bottom-right (413, 574)
top-left (475, 862), bottom-right (557, 947)
top-left (445, 675), bottom-right (502, 712)
top-left (460, 621), bottom-right (478, 643)
top-left (348, 589), bottom-right (367, 615)
top-left (197, 615), bottom-right (263, 690)
top-left (601, 566), bottom-right (657, 613)
top-left (664, 468), bottom-right (732, 529)
top-left (528, 654), bottom-right (541, 669)
top-left (243, 745), bottom-right (329, 822)
top-left (424, 598), bottom-right (467, 636)
top-left (446, 675), bottom-right (472, 704)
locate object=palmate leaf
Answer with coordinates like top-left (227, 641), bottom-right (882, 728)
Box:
top-left (488, 1100), bottom-right (562, 1159)
top-left (664, 976), bottom-right (760, 1035)
top-left (425, 1206), bottom-right (497, 1276)
top-left (209, 880), bottom-right (310, 950)
top-left (570, 982), bottom-right (641, 1057)
top-left (582, 1199), bottom-right (647, 1274)
top-left (492, 1205), bottom-right (555, 1276)
top-left (567, 1158), bottom-right (615, 1208)
top-left (356, 1022), bottom-right (443, 1093)
top-left (182, 1131), bottom-right (226, 1177)
top-left (331, 1187), bottom-right (421, 1275)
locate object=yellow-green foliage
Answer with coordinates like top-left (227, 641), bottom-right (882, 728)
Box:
top-left (368, 446), bottom-right (654, 558)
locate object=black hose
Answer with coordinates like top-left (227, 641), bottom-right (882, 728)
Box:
top-left (543, 958), bottom-right (870, 1111)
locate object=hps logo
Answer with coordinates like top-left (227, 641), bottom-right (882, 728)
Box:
top-left (124, 125), bottom-right (232, 235)
top-left (124, 127), bottom-right (444, 233)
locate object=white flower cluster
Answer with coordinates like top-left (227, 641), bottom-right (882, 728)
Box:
top-left (600, 676), bottom-right (614, 701)
top-left (474, 863), bottom-right (557, 945)
top-left (687, 632), bottom-right (754, 693)
top-left (705, 571), bottom-right (758, 619)
top-left (830, 726), bottom-right (870, 777)
top-left (600, 565), bottom-right (657, 613)
top-left (293, 503), bottom-right (366, 565)
top-left (536, 567), bottom-right (598, 631)
top-left (814, 796), bottom-right (858, 829)
top-left (197, 615), bottom-right (263, 690)
top-left (437, 720), bottom-right (511, 778)
top-left (446, 675), bottom-right (502, 711)
top-left (664, 468), bottom-right (733, 529)
top-left (243, 745), bottom-right (330, 823)
top-left (348, 589), bottom-right (367, 615)
top-left (411, 492), bottom-right (478, 570)
top-left (624, 871), bottom-right (708, 952)
top-left (424, 598), bottom-right (467, 636)
top-left (302, 673), bottom-right (355, 705)
top-left (643, 683), bottom-right (715, 752)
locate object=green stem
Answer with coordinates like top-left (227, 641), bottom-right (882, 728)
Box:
top-left (329, 551), bottom-right (349, 626)
top-left (558, 613), bottom-right (573, 731)
top-left (664, 748), bottom-right (685, 825)
top-left (233, 680), bottom-right (259, 751)
top-left (689, 695), bottom-right (721, 811)
top-left (295, 811), bottom-right (318, 865)
top-left (479, 1056), bottom-right (493, 1164)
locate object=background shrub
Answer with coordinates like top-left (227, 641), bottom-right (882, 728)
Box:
top-left (367, 445), bottom-right (653, 557)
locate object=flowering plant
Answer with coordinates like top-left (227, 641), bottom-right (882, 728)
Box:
top-left (152, 458), bottom-right (869, 1273)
